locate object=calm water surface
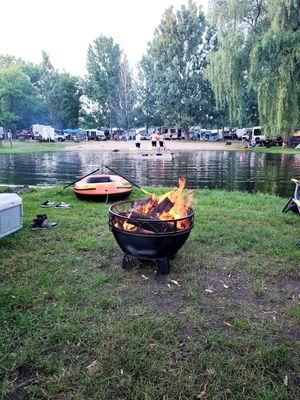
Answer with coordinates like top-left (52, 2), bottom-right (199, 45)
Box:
top-left (0, 151), bottom-right (299, 197)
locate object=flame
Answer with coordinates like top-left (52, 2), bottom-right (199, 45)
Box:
top-left (116, 178), bottom-right (194, 232)
top-left (123, 221), bottom-right (137, 231)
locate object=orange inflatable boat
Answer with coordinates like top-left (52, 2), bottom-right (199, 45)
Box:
top-left (73, 174), bottom-right (132, 201)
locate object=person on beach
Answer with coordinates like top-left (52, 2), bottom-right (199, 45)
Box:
top-left (158, 131), bottom-right (164, 150)
top-left (150, 131), bottom-right (158, 148)
top-left (135, 132), bottom-right (141, 151)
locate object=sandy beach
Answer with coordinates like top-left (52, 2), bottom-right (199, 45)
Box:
top-left (66, 140), bottom-right (243, 152)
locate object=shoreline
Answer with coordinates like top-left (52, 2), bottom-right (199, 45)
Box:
top-left (66, 140), bottom-right (300, 154)
top-left (0, 139), bottom-right (298, 154)
top-left (66, 140), bottom-right (243, 152)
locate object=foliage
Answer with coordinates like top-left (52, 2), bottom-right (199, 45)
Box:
top-left (38, 52), bottom-right (82, 129)
top-left (0, 65), bottom-right (45, 129)
top-left (0, 52), bottom-right (82, 130)
top-left (117, 55), bottom-right (136, 129)
top-left (207, 0), bottom-right (300, 137)
top-left (136, 53), bottom-right (163, 128)
top-left (86, 36), bottom-right (121, 129)
top-left (57, 73), bottom-right (82, 129)
top-left (139, 1), bottom-right (222, 129)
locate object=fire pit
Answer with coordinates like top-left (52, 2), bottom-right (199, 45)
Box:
top-left (108, 178), bottom-right (194, 274)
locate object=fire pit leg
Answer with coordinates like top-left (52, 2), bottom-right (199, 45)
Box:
top-left (122, 255), bottom-right (133, 270)
top-left (155, 258), bottom-right (170, 275)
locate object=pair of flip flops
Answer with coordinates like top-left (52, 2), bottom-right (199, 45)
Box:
top-left (41, 200), bottom-right (72, 208)
top-left (31, 214), bottom-right (57, 230)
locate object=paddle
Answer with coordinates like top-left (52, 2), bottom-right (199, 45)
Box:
top-left (53, 168), bottom-right (100, 195)
top-left (104, 165), bottom-right (152, 196)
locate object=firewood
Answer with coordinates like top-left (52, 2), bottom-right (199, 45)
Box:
top-left (122, 210), bottom-right (174, 233)
top-left (148, 197), bottom-right (174, 217)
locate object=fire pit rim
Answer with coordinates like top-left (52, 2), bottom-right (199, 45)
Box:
top-left (108, 199), bottom-right (194, 224)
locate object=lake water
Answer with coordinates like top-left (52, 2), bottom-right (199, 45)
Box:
top-left (0, 150), bottom-right (299, 197)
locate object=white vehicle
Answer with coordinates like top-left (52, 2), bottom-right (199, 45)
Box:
top-left (236, 128), bottom-right (251, 141)
top-left (162, 127), bottom-right (183, 140)
top-left (128, 128), bottom-right (136, 140)
top-left (31, 124), bottom-right (55, 141)
top-left (54, 132), bottom-right (67, 142)
top-left (252, 126), bottom-right (266, 144)
top-left (85, 129), bottom-right (106, 141)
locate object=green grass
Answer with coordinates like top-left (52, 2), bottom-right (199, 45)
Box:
top-left (0, 140), bottom-right (73, 154)
top-left (0, 187), bottom-right (299, 399)
top-left (250, 146), bottom-right (300, 155)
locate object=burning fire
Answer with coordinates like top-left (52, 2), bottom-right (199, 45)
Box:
top-left (116, 178), bottom-right (194, 232)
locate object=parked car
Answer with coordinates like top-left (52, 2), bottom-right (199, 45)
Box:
top-left (223, 130), bottom-right (237, 140)
top-left (205, 130), bottom-right (222, 141)
top-left (54, 132), bottom-right (67, 142)
top-left (16, 129), bottom-right (34, 140)
top-left (136, 127), bottom-right (148, 139)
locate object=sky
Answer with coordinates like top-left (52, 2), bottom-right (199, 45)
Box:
top-left (0, 0), bottom-right (209, 76)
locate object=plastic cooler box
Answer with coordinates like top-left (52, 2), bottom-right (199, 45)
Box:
top-left (0, 193), bottom-right (23, 239)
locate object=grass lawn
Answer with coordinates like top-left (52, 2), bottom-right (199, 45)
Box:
top-left (0, 141), bottom-right (72, 154)
top-left (250, 147), bottom-right (300, 155)
top-left (0, 187), bottom-right (299, 399)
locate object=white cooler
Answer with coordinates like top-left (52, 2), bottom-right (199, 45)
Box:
top-left (0, 193), bottom-right (23, 239)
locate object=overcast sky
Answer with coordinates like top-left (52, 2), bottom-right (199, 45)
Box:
top-left (1, 0), bottom-right (209, 76)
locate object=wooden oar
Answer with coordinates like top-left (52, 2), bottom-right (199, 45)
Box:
top-left (53, 168), bottom-right (100, 195)
top-left (104, 165), bottom-right (151, 196)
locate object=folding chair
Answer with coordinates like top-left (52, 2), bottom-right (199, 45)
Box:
top-left (282, 179), bottom-right (300, 213)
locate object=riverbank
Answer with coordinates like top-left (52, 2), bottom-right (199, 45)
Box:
top-left (0, 140), bottom-right (72, 154)
top-left (68, 140), bottom-right (299, 155)
top-left (0, 139), bottom-right (299, 154)
top-left (0, 187), bottom-right (299, 399)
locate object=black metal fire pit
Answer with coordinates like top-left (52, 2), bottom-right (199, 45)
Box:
top-left (109, 200), bottom-right (194, 274)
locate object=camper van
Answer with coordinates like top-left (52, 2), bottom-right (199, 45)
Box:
top-left (31, 125), bottom-right (55, 142)
top-left (85, 129), bottom-right (106, 141)
top-left (252, 126), bottom-right (266, 144)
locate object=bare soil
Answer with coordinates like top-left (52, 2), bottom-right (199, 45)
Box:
top-left (66, 140), bottom-right (243, 152)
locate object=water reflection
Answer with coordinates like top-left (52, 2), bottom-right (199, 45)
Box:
top-left (0, 150), bottom-right (299, 197)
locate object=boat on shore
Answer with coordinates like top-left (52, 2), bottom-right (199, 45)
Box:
top-left (73, 175), bottom-right (132, 201)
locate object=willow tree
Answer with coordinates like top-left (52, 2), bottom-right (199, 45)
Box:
top-left (207, 0), bottom-right (300, 137)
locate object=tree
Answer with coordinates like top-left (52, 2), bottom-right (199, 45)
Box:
top-left (136, 52), bottom-right (163, 130)
top-left (139, 1), bottom-right (220, 131)
top-left (58, 73), bottom-right (82, 128)
top-left (86, 36), bottom-right (121, 131)
top-left (37, 52), bottom-right (82, 128)
top-left (117, 54), bottom-right (136, 129)
top-left (207, 0), bottom-right (300, 137)
top-left (0, 65), bottom-right (45, 130)
top-left (37, 51), bottom-right (62, 126)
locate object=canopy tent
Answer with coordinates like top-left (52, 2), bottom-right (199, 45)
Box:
top-left (63, 129), bottom-right (85, 135)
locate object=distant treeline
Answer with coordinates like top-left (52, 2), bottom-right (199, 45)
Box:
top-left (0, 0), bottom-right (299, 138)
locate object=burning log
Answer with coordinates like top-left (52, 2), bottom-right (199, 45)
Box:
top-left (113, 178), bottom-right (194, 233)
top-left (124, 209), bottom-right (175, 233)
top-left (148, 197), bottom-right (174, 217)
